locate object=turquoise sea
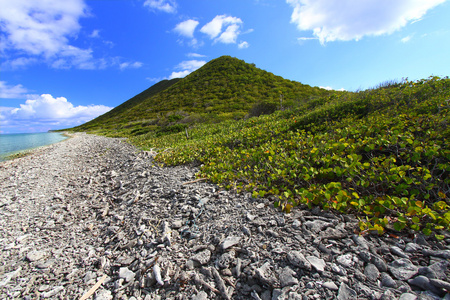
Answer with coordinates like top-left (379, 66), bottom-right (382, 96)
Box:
top-left (0, 132), bottom-right (68, 162)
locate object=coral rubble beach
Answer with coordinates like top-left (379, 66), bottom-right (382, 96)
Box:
top-left (0, 133), bottom-right (449, 299)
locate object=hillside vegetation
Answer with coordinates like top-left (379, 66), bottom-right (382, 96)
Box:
top-left (71, 56), bottom-right (330, 136)
top-left (68, 56), bottom-right (450, 237)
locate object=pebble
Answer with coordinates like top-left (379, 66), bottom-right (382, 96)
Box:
top-left (336, 253), bottom-right (354, 268)
top-left (287, 251), bottom-right (312, 271)
top-left (398, 293), bottom-right (418, 300)
top-left (323, 281), bottom-right (339, 291)
top-left (380, 272), bottom-right (397, 288)
top-left (306, 256), bottom-right (326, 272)
top-left (337, 283), bottom-right (357, 300)
top-left (0, 133), bottom-right (448, 299)
top-left (388, 258), bottom-right (419, 281)
top-left (119, 267), bottom-right (135, 282)
top-left (279, 266), bottom-right (298, 287)
top-left (26, 251), bottom-right (47, 262)
top-left (191, 249), bottom-right (211, 265)
top-left (364, 263), bottom-right (380, 282)
top-left (221, 236), bottom-right (241, 250)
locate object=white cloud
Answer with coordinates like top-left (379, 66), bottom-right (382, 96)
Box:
top-left (143, 0), bottom-right (177, 13)
top-left (0, 94), bottom-right (113, 131)
top-left (0, 0), bottom-right (94, 68)
top-left (90, 29), bottom-right (101, 38)
top-left (187, 53), bottom-right (206, 58)
top-left (401, 35), bottom-right (412, 43)
top-left (168, 70), bottom-right (192, 79)
top-left (297, 37), bottom-right (319, 41)
top-left (320, 86), bottom-right (346, 91)
top-left (238, 41), bottom-right (250, 49)
top-left (200, 15), bottom-right (244, 45)
top-left (286, 0), bottom-right (446, 44)
top-left (168, 60), bottom-right (206, 79)
top-left (0, 0), bottom-right (139, 70)
top-left (0, 81), bottom-right (29, 99)
top-left (174, 20), bottom-right (199, 38)
top-left (119, 61), bottom-right (143, 70)
top-left (216, 24), bottom-right (241, 44)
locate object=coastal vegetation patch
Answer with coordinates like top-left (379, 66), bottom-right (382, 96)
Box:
top-left (67, 56), bottom-right (450, 238)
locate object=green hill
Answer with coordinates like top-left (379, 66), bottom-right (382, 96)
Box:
top-left (70, 77), bottom-right (181, 132)
top-left (70, 56), bottom-right (330, 136)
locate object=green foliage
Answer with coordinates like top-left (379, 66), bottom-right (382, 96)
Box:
top-left (248, 101), bottom-right (279, 118)
top-left (147, 76), bottom-right (450, 236)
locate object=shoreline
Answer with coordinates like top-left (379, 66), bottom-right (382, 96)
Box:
top-left (0, 134), bottom-right (449, 299)
top-left (0, 131), bottom-right (73, 162)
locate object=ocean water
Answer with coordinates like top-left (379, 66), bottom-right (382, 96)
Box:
top-left (0, 132), bottom-right (68, 161)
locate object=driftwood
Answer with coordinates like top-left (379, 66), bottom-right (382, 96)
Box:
top-left (79, 274), bottom-right (107, 300)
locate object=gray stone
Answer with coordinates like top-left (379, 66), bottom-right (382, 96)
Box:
top-left (390, 246), bottom-right (409, 258)
top-left (216, 250), bottom-right (235, 269)
top-left (306, 256), bottom-right (326, 272)
top-left (171, 219), bottom-right (183, 229)
top-left (354, 269), bottom-right (367, 281)
top-left (95, 289), bottom-right (113, 300)
top-left (26, 250), bottom-right (47, 262)
top-left (119, 267), bottom-right (135, 282)
top-left (380, 272), bottom-right (397, 288)
top-left (364, 263), bottom-right (380, 282)
top-left (355, 282), bottom-right (377, 299)
top-left (191, 249), bottom-right (211, 265)
top-left (305, 281), bottom-right (315, 289)
top-left (321, 227), bottom-right (347, 240)
top-left (322, 281), bottom-right (339, 291)
top-left (352, 234), bottom-right (369, 250)
top-left (242, 226), bottom-right (251, 236)
top-left (331, 263), bottom-right (347, 276)
top-left (358, 251), bottom-right (372, 263)
top-left (389, 258), bottom-right (418, 280)
top-left (84, 271), bottom-right (97, 284)
top-left (185, 260), bottom-right (195, 270)
top-left (279, 266), bottom-right (298, 287)
top-left (408, 275), bottom-right (433, 290)
top-left (256, 262), bottom-right (278, 286)
top-left (429, 278), bottom-right (450, 291)
top-left (422, 249), bottom-right (450, 259)
top-left (337, 283), bottom-right (357, 300)
top-left (398, 282), bottom-right (413, 293)
top-left (398, 293), bottom-right (417, 300)
top-left (221, 236), bottom-right (241, 250)
top-left (404, 243), bottom-right (421, 253)
top-left (336, 253), bottom-right (354, 268)
top-left (287, 251), bottom-right (311, 271)
top-left (418, 266), bottom-right (438, 279)
top-left (41, 286), bottom-right (64, 298)
top-left (427, 260), bottom-right (449, 280)
top-left (380, 289), bottom-right (397, 300)
top-left (191, 291), bottom-right (208, 300)
top-left (371, 255), bottom-right (388, 272)
top-left (292, 219), bottom-right (301, 229)
top-left (261, 290), bottom-right (271, 300)
top-left (271, 289), bottom-right (282, 299)
top-left (304, 220), bottom-right (331, 233)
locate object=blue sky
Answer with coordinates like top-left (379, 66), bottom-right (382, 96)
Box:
top-left (1, 0), bottom-right (449, 134)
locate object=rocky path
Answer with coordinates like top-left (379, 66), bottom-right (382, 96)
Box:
top-left (0, 133), bottom-right (449, 300)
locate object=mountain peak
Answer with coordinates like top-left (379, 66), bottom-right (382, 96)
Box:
top-left (70, 56), bottom-right (329, 135)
